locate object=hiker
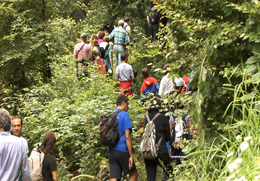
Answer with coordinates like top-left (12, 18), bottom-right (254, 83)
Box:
top-left (90, 34), bottom-right (99, 50)
top-left (108, 94), bottom-right (138, 181)
top-left (98, 31), bottom-right (105, 45)
top-left (73, 33), bottom-right (91, 80)
top-left (97, 25), bottom-right (106, 39)
top-left (142, 96), bottom-right (173, 181)
top-left (105, 24), bottom-right (114, 34)
top-left (115, 53), bottom-right (135, 96)
top-left (158, 63), bottom-right (175, 97)
top-left (109, 19), bottom-right (130, 66)
top-left (147, 1), bottom-right (160, 42)
top-left (0, 108), bottom-right (32, 181)
top-left (12, 115), bottom-right (29, 154)
top-left (181, 76), bottom-right (189, 94)
top-left (99, 36), bottom-right (113, 68)
top-left (93, 49), bottom-right (110, 75)
top-left (140, 68), bottom-right (159, 101)
top-left (40, 131), bottom-right (58, 181)
top-left (90, 34), bottom-right (99, 61)
top-left (123, 17), bottom-right (131, 37)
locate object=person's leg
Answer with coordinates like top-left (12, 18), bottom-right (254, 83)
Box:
top-left (129, 171), bottom-right (138, 181)
top-left (113, 45), bottom-right (119, 66)
top-left (117, 45), bottom-right (125, 66)
top-left (109, 150), bottom-right (122, 180)
top-left (154, 25), bottom-right (159, 42)
top-left (118, 151), bottom-right (137, 180)
top-left (149, 24), bottom-right (154, 42)
top-left (144, 158), bottom-right (158, 181)
top-left (159, 153), bottom-right (173, 180)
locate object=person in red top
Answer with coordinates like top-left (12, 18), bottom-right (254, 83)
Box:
top-left (181, 76), bottom-right (189, 94)
top-left (140, 68), bottom-right (159, 101)
top-left (93, 49), bottom-right (109, 75)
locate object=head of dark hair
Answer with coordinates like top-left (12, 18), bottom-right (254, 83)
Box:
top-left (98, 31), bottom-right (105, 39)
top-left (93, 49), bottom-right (101, 57)
top-left (0, 108), bottom-right (11, 131)
top-left (121, 53), bottom-right (128, 61)
top-left (124, 17), bottom-right (130, 22)
top-left (116, 94), bottom-right (129, 106)
top-left (99, 25), bottom-right (105, 31)
top-left (142, 68), bottom-right (149, 78)
top-left (40, 131), bottom-right (56, 155)
top-left (12, 115), bottom-right (23, 125)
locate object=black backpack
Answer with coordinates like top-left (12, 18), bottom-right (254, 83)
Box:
top-left (99, 110), bottom-right (123, 146)
top-left (100, 44), bottom-right (109, 59)
top-left (149, 7), bottom-right (160, 24)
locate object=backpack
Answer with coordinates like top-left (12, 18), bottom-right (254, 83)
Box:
top-left (99, 44), bottom-right (109, 59)
top-left (28, 147), bottom-right (45, 181)
top-left (99, 110), bottom-right (124, 146)
top-left (123, 23), bottom-right (129, 31)
top-left (171, 115), bottom-right (190, 144)
top-left (149, 7), bottom-right (160, 24)
top-left (140, 113), bottom-right (163, 159)
top-left (94, 59), bottom-right (106, 74)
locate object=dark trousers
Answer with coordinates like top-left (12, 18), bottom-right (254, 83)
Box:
top-left (144, 153), bottom-right (173, 181)
top-left (149, 24), bottom-right (159, 42)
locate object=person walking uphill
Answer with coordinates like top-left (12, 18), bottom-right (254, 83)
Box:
top-left (140, 68), bottom-right (159, 101)
top-left (73, 33), bottom-right (91, 80)
top-left (115, 53), bottom-right (135, 96)
top-left (147, 1), bottom-right (160, 42)
top-left (109, 19), bottom-right (130, 66)
top-left (108, 94), bottom-right (138, 181)
top-left (141, 96), bottom-right (173, 181)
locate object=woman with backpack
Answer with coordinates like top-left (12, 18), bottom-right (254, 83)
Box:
top-left (140, 96), bottom-right (173, 181)
top-left (40, 132), bottom-right (58, 181)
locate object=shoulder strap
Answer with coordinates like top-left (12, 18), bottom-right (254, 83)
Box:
top-left (76, 43), bottom-right (85, 59)
top-left (104, 43), bottom-right (109, 52)
top-left (146, 113), bottom-right (161, 123)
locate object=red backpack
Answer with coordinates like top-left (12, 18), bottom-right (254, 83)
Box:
top-left (94, 59), bottom-right (106, 74)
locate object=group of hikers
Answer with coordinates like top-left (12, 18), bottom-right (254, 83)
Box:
top-left (0, 2), bottom-right (195, 181)
top-left (98, 64), bottom-right (193, 181)
top-left (0, 111), bottom-right (57, 181)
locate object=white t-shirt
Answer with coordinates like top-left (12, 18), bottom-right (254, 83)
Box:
top-left (158, 73), bottom-right (175, 96)
top-left (21, 136), bottom-right (29, 154)
top-left (123, 22), bottom-right (131, 37)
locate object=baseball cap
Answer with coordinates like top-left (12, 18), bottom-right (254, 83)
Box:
top-left (174, 77), bottom-right (184, 87)
top-left (80, 33), bottom-right (87, 38)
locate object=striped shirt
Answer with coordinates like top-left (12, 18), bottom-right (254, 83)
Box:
top-left (109, 27), bottom-right (130, 45)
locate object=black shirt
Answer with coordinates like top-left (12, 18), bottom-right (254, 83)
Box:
top-left (144, 108), bottom-right (171, 154)
top-left (42, 155), bottom-right (57, 181)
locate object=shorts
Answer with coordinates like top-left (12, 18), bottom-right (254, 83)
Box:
top-left (109, 150), bottom-right (137, 179)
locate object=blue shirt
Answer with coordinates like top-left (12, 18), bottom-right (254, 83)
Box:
top-left (0, 132), bottom-right (31, 181)
top-left (109, 108), bottom-right (132, 152)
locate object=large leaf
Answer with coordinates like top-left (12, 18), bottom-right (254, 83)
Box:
top-left (245, 64), bottom-right (258, 75)
top-left (245, 56), bottom-right (259, 65)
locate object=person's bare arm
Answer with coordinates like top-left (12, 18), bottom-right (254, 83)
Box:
top-left (131, 76), bottom-right (135, 82)
top-left (147, 16), bottom-right (150, 24)
top-left (110, 57), bottom-right (113, 69)
top-left (51, 171), bottom-right (58, 181)
top-left (125, 129), bottom-right (134, 170)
